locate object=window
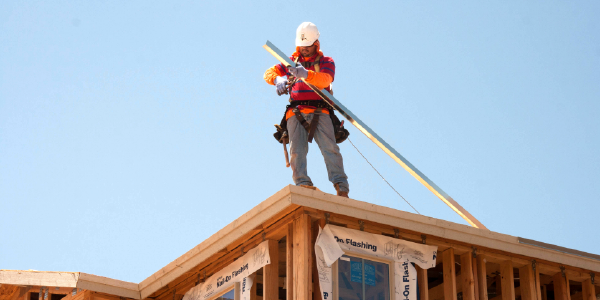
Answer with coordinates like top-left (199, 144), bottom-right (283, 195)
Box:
top-left (214, 289), bottom-right (235, 300)
top-left (334, 254), bottom-right (392, 300)
top-left (209, 285), bottom-right (238, 300)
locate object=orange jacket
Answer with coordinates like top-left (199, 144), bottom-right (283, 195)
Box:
top-left (264, 43), bottom-right (334, 120)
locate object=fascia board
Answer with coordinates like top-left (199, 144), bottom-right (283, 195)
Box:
top-left (0, 271), bottom-right (140, 299)
top-left (286, 185), bottom-right (600, 272)
top-left (138, 186), bottom-right (295, 299)
top-left (0, 271), bottom-right (79, 288)
top-left (77, 273), bottom-right (140, 299)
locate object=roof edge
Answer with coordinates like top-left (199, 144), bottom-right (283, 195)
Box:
top-left (286, 185), bottom-right (600, 272)
top-left (138, 186), bottom-right (295, 299)
top-left (0, 271), bottom-right (139, 299)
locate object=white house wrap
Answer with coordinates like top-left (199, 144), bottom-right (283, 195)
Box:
top-left (315, 225), bottom-right (438, 300)
top-left (183, 240), bottom-right (271, 300)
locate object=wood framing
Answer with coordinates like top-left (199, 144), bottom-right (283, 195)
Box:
top-left (472, 256), bottom-right (480, 300)
top-left (293, 214), bottom-right (312, 300)
top-left (552, 271), bottom-right (571, 300)
top-left (461, 253), bottom-right (476, 300)
top-left (3, 185), bottom-right (600, 300)
top-left (519, 263), bottom-right (541, 300)
top-left (476, 256), bottom-right (488, 300)
top-left (416, 265), bottom-right (429, 300)
top-left (263, 239), bottom-right (279, 300)
top-left (443, 248), bottom-right (457, 300)
top-left (581, 279), bottom-right (596, 300)
top-left (287, 223), bottom-right (294, 300)
top-left (500, 261), bottom-right (515, 300)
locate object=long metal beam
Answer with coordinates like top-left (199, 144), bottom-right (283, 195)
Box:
top-left (263, 40), bottom-right (488, 230)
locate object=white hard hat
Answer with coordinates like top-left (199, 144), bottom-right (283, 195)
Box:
top-left (295, 22), bottom-right (320, 47)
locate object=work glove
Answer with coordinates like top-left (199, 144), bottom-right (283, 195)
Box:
top-left (274, 76), bottom-right (288, 96)
top-left (287, 64), bottom-right (308, 80)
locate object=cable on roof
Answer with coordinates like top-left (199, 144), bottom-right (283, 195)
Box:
top-left (347, 137), bottom-right (421, 215)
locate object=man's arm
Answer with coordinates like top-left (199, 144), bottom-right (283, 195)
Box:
top-left (264, 64), bottom-right (287, 85)
top-left (302, 57), bottom-right (335, 89)
top-left (305, 71), bottom-right (333, 90)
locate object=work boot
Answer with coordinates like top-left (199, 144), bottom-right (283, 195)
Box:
top-left (334, 183), bottom-right (349, 198)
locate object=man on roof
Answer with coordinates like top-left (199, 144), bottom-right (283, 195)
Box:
top-left (264, 22), bottom-right (350, 198)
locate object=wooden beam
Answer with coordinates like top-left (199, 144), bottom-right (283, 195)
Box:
top-left (553, 271), bottom-right (571, 300)
top-left (519, 263), bottom-right (541, 300)
top-left (476, 256), bottom-right (488, 300)
top-left (461, 253), bottom-right (476, 300)
top-left (430, 275), bottom-right (462, 300)
top-left (541, 285), bottom-right (547, 300)
top-left (443, 248), bottom-right (457, 300)
top-left (416, 265), bottom-right (429, 300)
top-left (264, 240), bottom-right (279, 300)
top-left (250, 279), bottom-right (257, 300)
top-left (293, 214), bottom-right (312, 300)
top-left (473, 256), bottom-right (480, 300)
top-left (582, 279), bottom-right (596, 300)
top-left (287, 223), bottom-right (294, 300)
top-left (500, 261), bottom-right (515, 300)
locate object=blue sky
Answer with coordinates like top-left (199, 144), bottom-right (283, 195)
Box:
top-left (1, 1), bottom-right (599, 283)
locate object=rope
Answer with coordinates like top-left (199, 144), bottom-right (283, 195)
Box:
top-left (347, 137), bottom-right (421, 215)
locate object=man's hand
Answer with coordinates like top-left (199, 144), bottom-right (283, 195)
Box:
top-left (287, 64), bottom-right (308, 79)
top-left (274, 76), bottom-right (288, 96)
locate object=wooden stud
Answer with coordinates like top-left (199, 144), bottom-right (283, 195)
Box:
top-left (540, 285), bottom-right (547, 300)
top-left (582, 279), bottom-right (596, 300)
top-left (287, 223), bottom-right (294, 300)
top-left (443, 248), bottom-right (457, 300)
top-left (476, 256), bottom-right (488, 300)
top-left (473, 256), bottom-right (480, 300)
top-left (293, 214), bottom-right (312, 300)
top-left (250, 280), bottom-right (257, 300)
top-left (553, 271), bottom-right (571, 300)
top-left (264, 239), bottom-right (279, 300)
top-left (416, 265), bottom-right (429, 300)
top-left (461, 253), bottom-right (476, 300)
top-left (519, 264), bottom-right (541, 300)
top-left (499, 261), bottom-right (515, 300)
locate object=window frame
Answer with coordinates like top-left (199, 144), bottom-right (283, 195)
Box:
top-left (206, 282), bottom-right (240, 300)
top-left (332, 251), bottom-right (395, 300)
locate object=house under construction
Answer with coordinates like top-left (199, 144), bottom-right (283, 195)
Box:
top-left (2, 186), bottom-right (599, 300)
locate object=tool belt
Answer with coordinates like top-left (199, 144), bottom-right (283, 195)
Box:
top-left (288, 100), bottom-right (331, 109)
top-left (273, 104), bottom-right (349, 145)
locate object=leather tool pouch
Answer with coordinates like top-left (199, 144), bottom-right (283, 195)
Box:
top-left (273, 108), bottom-right (349, 144)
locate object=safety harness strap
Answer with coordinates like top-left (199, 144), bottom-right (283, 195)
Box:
top-left (300, 55), bottom-right (322, 72)
top-left (293, 108), bottom-right (311, 132)
top-left (307, 108), bottom-right (322, 143)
